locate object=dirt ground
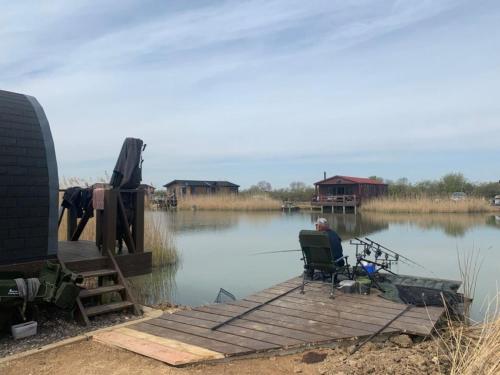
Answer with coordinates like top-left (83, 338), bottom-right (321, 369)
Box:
top-left (0, 336), bottom-right (444, 375)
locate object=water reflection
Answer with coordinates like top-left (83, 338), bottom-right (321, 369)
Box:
top-left (163, 210), bottom-right (241, 233)
top-left (361, 212), bottom-right (499, 238)
top-left (308, 212), bottom-right (389, 240)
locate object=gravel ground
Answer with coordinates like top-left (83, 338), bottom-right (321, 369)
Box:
top-left (0, 335), bottom-right (446, 375)
top-left (0, 305), bottom-right (139, 358)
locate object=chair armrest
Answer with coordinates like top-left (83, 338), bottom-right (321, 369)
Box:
top-left (334, 255), bottom-right (348, 263)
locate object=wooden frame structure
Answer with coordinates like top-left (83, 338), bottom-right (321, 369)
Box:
top-left (64, 189), bottom-right (145, 256)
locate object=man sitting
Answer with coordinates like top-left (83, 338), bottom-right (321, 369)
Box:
top-left (315, 217), bottom-right (345, 267)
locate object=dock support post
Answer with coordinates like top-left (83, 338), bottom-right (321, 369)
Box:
top-left (343, 206), bottom-right (346, 215)
top-left (102, 189), bottom-right (117, 255)
top-left (66, 208), bottom-right (77, 241)
top-left (133, 190), bottom-right (145, 253)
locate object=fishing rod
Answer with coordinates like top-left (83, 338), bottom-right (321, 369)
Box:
top-left (364, 237), bottom-right (426, 269)
top-left (251, 249), bottom-right (301, 256)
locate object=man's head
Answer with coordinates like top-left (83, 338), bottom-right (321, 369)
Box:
top-left (315, 217), bottom-right (330, 231)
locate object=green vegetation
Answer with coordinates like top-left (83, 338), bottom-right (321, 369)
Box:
top-left (382, 173), bottom-right (499, 198)
top-left (241, 181), bottom-right (315, 202)
top-left (240, 173), bottom-right (499, 201)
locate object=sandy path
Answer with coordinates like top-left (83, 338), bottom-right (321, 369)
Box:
top-left (0, 337), bottom-right (442, 375)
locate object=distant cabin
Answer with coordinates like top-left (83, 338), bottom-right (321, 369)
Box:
top-left (313, 176), bottom-right (388, 212)
top-left (164, 180), bottom-right (239, 197)
top-left (138, 184), bottom-right (156, 196)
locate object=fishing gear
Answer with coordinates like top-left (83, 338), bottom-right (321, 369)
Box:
top-left (250, 249), bottom-right (301, 256)
top-left (350, 238), bottom-right (401, 270)
top-left (364, 237), bottom-right (426, 269)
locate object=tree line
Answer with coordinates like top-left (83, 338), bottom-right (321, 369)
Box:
top-left (241, 173), bottom-right (500, 201)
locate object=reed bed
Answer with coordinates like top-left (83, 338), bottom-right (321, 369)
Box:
top-left (436, 293), bottom-right (500, 375)
top-left (176, 194), bottom-right (281, 211)
top-left (144, 213), bottom-right (178, 267)
top-left (58, 204), bottom-right (178, 267)
top-left (362, 196), bottom-right (497, 214)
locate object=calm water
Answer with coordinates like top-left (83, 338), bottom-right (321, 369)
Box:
top-left (131, 211), bottom-right (500, 321)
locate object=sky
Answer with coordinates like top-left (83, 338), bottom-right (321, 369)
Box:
top-left (1, 0), bottom-right (499, 189)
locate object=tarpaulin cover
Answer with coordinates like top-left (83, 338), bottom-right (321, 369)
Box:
top-left (378, 274), bottom-right (462, 307)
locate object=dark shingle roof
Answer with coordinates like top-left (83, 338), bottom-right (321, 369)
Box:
top-left (315, 175), bottom-right (387, 185)
top-left (163, 180), bottom-right (239, 188)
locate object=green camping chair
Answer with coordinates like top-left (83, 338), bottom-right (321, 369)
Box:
top-left (299, 230), bottom-right (351, 297)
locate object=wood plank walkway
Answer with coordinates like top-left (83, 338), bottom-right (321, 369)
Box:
top-left (94, 277), bottom-right (445, 366)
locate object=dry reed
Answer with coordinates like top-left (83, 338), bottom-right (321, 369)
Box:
top-left (176, 194), bottom-right (281, 211)
top-left (362, 196), bottom-right (497, 214)
top-left (58, 196), bottom-right (178, 267)
top-left (436, 293), bottom-right (500, 375)
top-left (144, 213), bottom-right (178, 268)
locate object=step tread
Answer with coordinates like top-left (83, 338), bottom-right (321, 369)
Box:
top-left (80, 284), bottom-right (125, 298)
top-left (79, 269), bottom-right (117, 278)
top-left (85, 301), bottom-right (134, 317)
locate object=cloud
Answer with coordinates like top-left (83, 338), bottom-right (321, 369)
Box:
top-left (1, 0), bottom-right (498, 186)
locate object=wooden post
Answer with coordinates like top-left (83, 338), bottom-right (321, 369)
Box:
top-left (102, 189), bottom-right (117, 255)
top-left (66, 208), bottom-right (77, 241)
top-left (133, 190), bottom-right (145, 253)
top-left (95, 209), bottom-right (103, 249)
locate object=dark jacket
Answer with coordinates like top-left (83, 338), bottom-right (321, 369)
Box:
top-left (325, 229), bottom-right (344, 266)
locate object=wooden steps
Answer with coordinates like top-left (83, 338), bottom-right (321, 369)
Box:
top-left (69, 249), bottom-right (141, 325)
top-left (79, 269), bottom-right (117, 278)
top-left (79, 284), bottom-right (125, 298)
top-left (86, 301), bottom-right (135, 317)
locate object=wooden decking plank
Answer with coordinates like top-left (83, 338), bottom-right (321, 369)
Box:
top-left (158, 313), bottom-right (304, 347)
top-left (283, 292), bottom-right (442, 321)
top-left (144, 317), bottom-right (279, 351)
top-left (117, 327), bottom-right (224, 359)
top-left (194, 305), bottom-right (344, 339)
top-left (174, 310), bottom-right (332, 343)
top-left (131, 322), bottom-right (251, 355)
top-left (280, 281), bottom-right (444, 314)
top-left (93, 330), bottom-right (206, 366)
top-left (278, 294), bottom-right (437, 326)
top-left (282, 288), bottom-right (444, 320)
top-left (196, 304), bottom-right (372, 339)
top-left (260, 301), bottom-right (432, 335)
top-left (231, 299), bottom-right (400, 335)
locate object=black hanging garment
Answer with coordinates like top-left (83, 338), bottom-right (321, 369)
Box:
top-left (61, 187), bottom-right (93, 219)
top-left (110, 138), bottom-right (144, 189)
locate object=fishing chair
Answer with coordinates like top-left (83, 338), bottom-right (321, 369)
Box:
top-left (299, 230), bottom-right (351, 298)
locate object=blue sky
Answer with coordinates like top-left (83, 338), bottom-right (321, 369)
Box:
top-left (1, 0), bottom-right (499, 188)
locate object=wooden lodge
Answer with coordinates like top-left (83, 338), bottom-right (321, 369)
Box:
top-left (164, 180), bottom-right (239, 198)
top-left (312, 175), bottom-right (388, 213)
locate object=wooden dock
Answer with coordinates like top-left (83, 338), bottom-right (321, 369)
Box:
top-left (94, 276), bottom-right (445, 366)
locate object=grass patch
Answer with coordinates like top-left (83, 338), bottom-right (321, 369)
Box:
top-left (176, 194), bottom-right (281, 211)
top-left (361, 196), bottom-right (497, 214)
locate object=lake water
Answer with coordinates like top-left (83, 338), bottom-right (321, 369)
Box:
top-left (130, 211), bottom-right (500, 321)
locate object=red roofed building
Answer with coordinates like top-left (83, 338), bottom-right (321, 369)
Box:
top-left (312, 175), bottom-right (388, 211)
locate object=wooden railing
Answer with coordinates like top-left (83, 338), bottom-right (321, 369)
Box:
top-left (63, 188), bottom-right (145, 255)
top-left (312, 194), bottom-right (358, 204)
